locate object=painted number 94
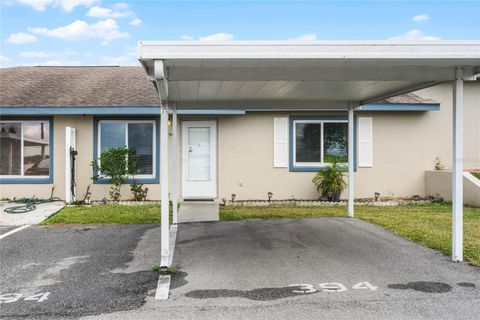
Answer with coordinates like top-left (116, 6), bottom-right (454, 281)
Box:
top-left (0, 292), bottom-right (50, 304)
top-left (290, 282), bottom-right (377, 294)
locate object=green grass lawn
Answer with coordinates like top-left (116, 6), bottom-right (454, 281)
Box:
top-left (220, 204), bottom-right (480, 265)
top-left (42, 205), bottom-right (170, 225)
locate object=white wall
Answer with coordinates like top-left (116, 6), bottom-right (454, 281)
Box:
top-left (425, 170), bottom-right (480, 207)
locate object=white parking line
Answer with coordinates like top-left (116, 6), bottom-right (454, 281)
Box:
top-left (155, 275), bottom-right (171, 300)
top-left (155, 224), bottom-right (178, 300)
top-left (168, 225), bottom-right (178, 266)
top-left (0, 225), bottom-right (31, 240)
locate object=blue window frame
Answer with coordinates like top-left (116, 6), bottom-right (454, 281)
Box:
top-left (0, 116), bottom-right (54, 184)
top-left (93, 116), bottom-right (160, 184)
top-left (289, 115), bottom-right (356, 172)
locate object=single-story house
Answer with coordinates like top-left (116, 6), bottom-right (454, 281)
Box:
top-left (1, 66), bottom-right (478, 202)
top-left (1, 41), bottom-right (479, 266)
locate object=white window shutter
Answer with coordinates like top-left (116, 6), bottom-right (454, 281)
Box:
top-left (273, 117), bottom-right (288, 168)
top-left (358, 117), bottom-right (373, 167)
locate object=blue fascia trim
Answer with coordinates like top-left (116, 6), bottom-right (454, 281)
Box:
top-left (1, 106), bottom-right (159, 115)
top-left (0, 116), bottom-right (54, 184)
top-left (1, 107), bottom-right (246, 116)
top-left (92, 116), bottom-right (160, 185)
top-left (289, 115), bottom-right (356, 173)
top-left (358, 103), bottom-right (440, 111)
top-left (177, 109), bottom-right (245, 115)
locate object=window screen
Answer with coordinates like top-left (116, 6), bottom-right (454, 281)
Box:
top-left (323, 122), bottom-right (348, 163)
top-left (294, 120), bottom-right (348, 165)
top-left (0, 121), bottom-right (50, 177)
top-left (128, 123), bottom-right (153, 175)
top-left (100, 123), bottom-right (126, 153)
top-left (295, 123), bottom-right (321, 163)
top-left (99, 121), bottom-right (155, 177)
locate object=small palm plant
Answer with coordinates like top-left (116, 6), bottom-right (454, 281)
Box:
top-left (312, 160), bottom-right (346, 202)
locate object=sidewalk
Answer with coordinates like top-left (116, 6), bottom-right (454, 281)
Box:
top-left (0, 201), bottom-right (65, 226)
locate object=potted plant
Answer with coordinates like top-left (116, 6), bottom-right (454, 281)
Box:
top-left (312, 160), bottom-right (346, 202)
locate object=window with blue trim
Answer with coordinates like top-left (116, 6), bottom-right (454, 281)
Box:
top-left (97, 120), bottom-right (156, 179)
top-left (0, 120), bottom-right (51, 179)
top-left (293, 119), bottom-right (348, 168)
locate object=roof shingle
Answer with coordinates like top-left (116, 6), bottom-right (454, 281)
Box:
top-left (0, 66), bottom-right (159, 107)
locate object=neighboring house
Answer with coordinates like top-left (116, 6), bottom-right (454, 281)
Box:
top-left (0, 66), bottom-right (479, 201)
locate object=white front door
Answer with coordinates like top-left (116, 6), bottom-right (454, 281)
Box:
top-left (182, 121), bottom-right (217, 199)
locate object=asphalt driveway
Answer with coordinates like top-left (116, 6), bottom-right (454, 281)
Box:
top-left (1, 218), bottom-right (479, 319)
top-left (160, 218), bottom-right (480, 319)
top-left (0, 224), bottom-right (161, 319)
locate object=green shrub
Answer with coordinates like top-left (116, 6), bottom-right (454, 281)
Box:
top-left (130, 180), bottom-right (149, 201)
top-left (91, 147), bottom-right (138, 201)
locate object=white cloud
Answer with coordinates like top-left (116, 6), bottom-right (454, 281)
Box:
top-left (6, 32), bottom-right (38, 44)
top-left (86, 5), bottom-right (130, 18)
top-left (19, 49), bottom-right (76, 58)
top-left (180, 33), bottom-right (233, 41)
top-left (0, 55), bottom-right (12, 67)
top-left (291, 33), bottom-right (317, 40)
top-left (14, 0), bottom-right (53, 11)
top-left (14, 0), bottom-right (97, 12)
top-left (412, 14), bottom-right (430, 22)
top-left (63, 48), bottom-right (77, 55)
top-left (389, 29), bottom-right (441, 41)
top-left (198, 33), bottom-right (234, 41)
top-left (59, 0), bottom-right (96, 12)
top-left (43, 60), bottom-right (82, 66)
top-left (112, 2), bottom-right (129, 10)
top-left (0, 55), bottom-right (12, 62)
top-left (129, 18), bottom-right (142, 26)
top-left (126, 46), bottom-right (138, 57)
top-left (101, 55), bottom-right (137, 66)
top-left (30, 19), bottom-right (129, 45)
top-left (18, 60), bottom-right (82, 66)
top-left (20, 51), bottom-right (55, 58)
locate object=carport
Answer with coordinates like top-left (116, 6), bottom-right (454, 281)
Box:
top-left (137, 41), bottom-right (480, 269)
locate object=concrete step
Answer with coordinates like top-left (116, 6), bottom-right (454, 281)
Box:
top-left (178, 202), bottom-right (219, 223)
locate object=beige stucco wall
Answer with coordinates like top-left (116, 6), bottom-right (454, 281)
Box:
top-left (0, 115), bottom-right (163, 201)
top-left (218, 82), bottom-right (479, 200)
top-left (1, 82), bottom-right (478, 201)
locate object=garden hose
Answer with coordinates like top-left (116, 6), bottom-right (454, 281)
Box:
top-left (4, 187), bottom-right (61, 214)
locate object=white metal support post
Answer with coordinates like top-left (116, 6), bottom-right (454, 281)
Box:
top-left (172, 105), bottom-right (178, 224)
top-left (452, 67), bottom-right (464, 262)
top-left (348, 103), bottom-right (355, 217)
top-left (160, 103), bottom-right (170, 269)
top-left (154, 60), bottom-right (170, 270)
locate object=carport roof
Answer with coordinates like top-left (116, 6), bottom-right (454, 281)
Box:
top-left (138, 40), bottom-right (480, 110)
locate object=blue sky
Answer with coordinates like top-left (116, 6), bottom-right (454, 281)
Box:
top-left (1, 1), bottom-right (479, 67)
